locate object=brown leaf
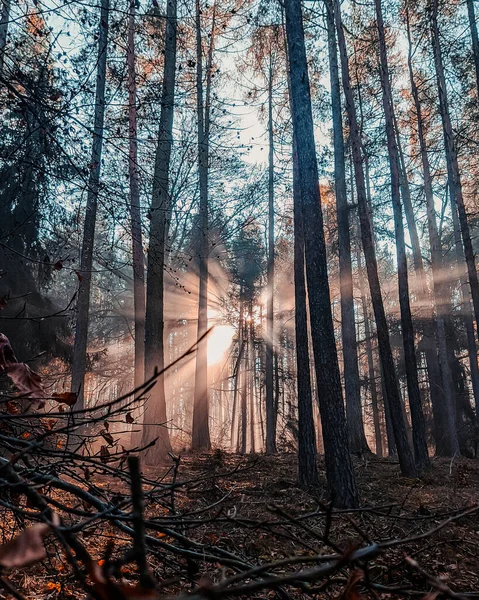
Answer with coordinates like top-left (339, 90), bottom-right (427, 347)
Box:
top-left (41, 418), bottom-right (56, 431)
top-left (0, 513), bottom-right (59, 568)
top-left (0, 295), bottom-right (8, 310)
top-left (100, 429), bottom-right (115, 446)
top-left (0, 335), bottom-right (44, 397)
top-left (125, 412), bottom-right (135, 424)
top-left (52, 391), bottom-right (77, 406)
top-left (75, 270), bottom-right (83, 282)
top-left (337, 569), bottom-right (364, 600)
top-left (0, 333), bottom-right (17, 366)
top-left (6, 401), bottom-right (20, 415)
top-left (53, 260), bottom-right (63, 270)
top-left (5, 363), bottom-right (44, 398)
top-left (100, 445), bottom-right (110, 464)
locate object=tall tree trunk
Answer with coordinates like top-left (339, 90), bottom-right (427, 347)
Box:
top-left (430, 0), bottom-right (479, 337)
top-left (466, 0), bottom-right (479, 97)
top-left (71, 0), bottom-right (109, 410)
top-left (361, 152), bottom-right (399, 458)
top-left (258, 305), bottom-right (265, 451)
top-left (141, 0), bottom-right (177, 459)
top-left (274, 352), bottom-right (280, 420)
top-left (405, 3), bottom-right (459, 455)
top-left (325, 0), bottom-right (369, 455)
top-left (333, 0), bottom-right (416, 477)
top-left (357, 247), bottom-right (383, 457)
top-left (380, 363), bottom-right (397, 456)
top-left (192, 0), bottom-right (216, 450)
top-left (293, 134), bottom-right (318, 488)
top-left (249, 303), bottom-right (256, 453)
top-left (284, 0), bottom-right (358, 507)
top-left (265, 54), bottom-right (276, 454)
top-left (0, 0), bottom-right (10, 76)
top-left (450, 193), bottom-right (479, 415)
top-left (127, 0), bottom-right (145, 426)
top-left (394, 111), bottom-right (445, 447)
top-left (375, 0), bottom-right (430, 471)
top-left (230, 340), bottom-right (245, 449)
top-left (252, 331), bottom-right (259, 451)
top-left (240, 318), bottom-right (247, 455)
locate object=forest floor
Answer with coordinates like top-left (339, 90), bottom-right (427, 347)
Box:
top-left (4, 452), bottom-right (479, 599)
top-left (154, 452), bottom-right (479, 595)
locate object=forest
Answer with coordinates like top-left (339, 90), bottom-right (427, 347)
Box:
top-left (1, 0), bottom-right (479, 596)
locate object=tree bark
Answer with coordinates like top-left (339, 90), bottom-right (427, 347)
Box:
top-left (71, 0), bottom-right (109, 410)
top-left (284, 0), bottom-right (358, 507)
top-left (249, 306), bottom-right (255, 453)
top-left (394, 111), bottom-right (445, 446)
top-left (466, 0), bottom-right (479, 97)
top-left (325, 0), bottom-right (369, 455)
top-left (404, 3), bottom-right (459, 455)
top-left (399, 147), bottom-right (441, 400)
top-left (0, 0), bottom-right (10, 76)
top-left (127, 0), bottom-right (146, 439)
top-left (230, 337), bottom-right (245, 449)
top-left (450, 191), bottom-right (479, 415)
top-left (192, 0), bottom-right (216, 450)
top-left (374, 0), bottom-right (430, 471)
top-left (240, 311), bottom-right (247, 454)
top-left (430, 0), bottom-right (479, 339)
top-left (141, 0), bottom-right (177, 459)
top-left (293, 133), bottom-right (318, 488)
top-left (333, 0), bottom-right (416, 477)
top-left (265, 53), bottom-right (276, 454)
top-left (357, 247), bottom-right (383, 457)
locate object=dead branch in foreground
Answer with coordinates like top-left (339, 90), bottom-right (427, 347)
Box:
top-left (0, 334), bottom-right (478, 599)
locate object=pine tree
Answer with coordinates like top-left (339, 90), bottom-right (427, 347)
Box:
top-left (284, 0), bottom-right (359, 507)
top-left (71, 0), bottom-right (110, 409)
top-left (142, 0), bottom-right (178, 460)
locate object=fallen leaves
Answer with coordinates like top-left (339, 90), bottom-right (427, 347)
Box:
top-left (52, 391), bottom-right (77, 406)
top-left (0, 333), bottom-right (44, 398)
top-left (0, 513), bottom-right (59, 568)
top-left (45, 581), bottom-right (61, 592)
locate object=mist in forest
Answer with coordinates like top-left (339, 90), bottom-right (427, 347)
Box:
top-left (2, 0), bottom-right (479, 507)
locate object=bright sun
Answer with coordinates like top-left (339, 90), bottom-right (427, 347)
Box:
top-left (207, 325), bottom-right (235, 365)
